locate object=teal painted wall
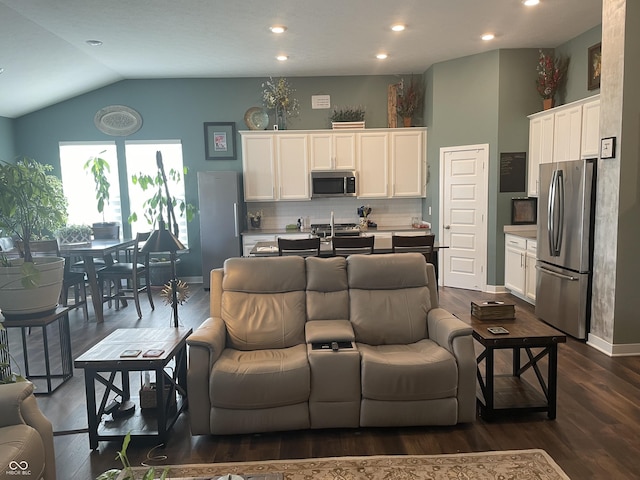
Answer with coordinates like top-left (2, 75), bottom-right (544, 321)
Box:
top-left (556, 25), bottom-right (602, 104)
top-left (12, 75), bottom-right (403, 277)
top-left (0, 116), bottom-right (16, 162)
top-left (424, 51), bottom-right (501, 284)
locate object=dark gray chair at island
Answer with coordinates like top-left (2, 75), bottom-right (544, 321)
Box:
top-left (392, 234), bottom-right (435, 263)
top-left (278, 237), bottom-right (321, 257)
top-left (332, 235), bottom-right (375, 257)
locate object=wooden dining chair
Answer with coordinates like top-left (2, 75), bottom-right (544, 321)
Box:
top-left (16, 240), bottom-right (89, 321)
top-left (277, 237), bottom-right (321, 257)
top-left (391, 234), bottom-right (436, 263)
top-left (97, 232), bottom-right (154, 319)
top-left (332, 235), bottom-right (375, 257)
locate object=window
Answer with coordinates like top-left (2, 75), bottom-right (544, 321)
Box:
top-left (59, 142), bottom-right (122, 227)
top-left (125, 140), bottom-right (189, 246)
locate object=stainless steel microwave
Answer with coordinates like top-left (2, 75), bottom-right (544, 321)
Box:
top-left (311, 171), bottom-right (357, 198)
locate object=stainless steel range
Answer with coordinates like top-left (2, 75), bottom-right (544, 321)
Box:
top-left (311, 223), bottom-right (361, 238)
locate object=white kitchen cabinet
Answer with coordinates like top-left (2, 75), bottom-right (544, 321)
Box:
top-left (528, 112), bottom-right (554, 196)
top-left (309, 132), bottom-right (356, 171)
top-left (527, 95), bottom-right (600, 197)
top-left (276, 134), bottom-right (310, 200)
top-left (553, 104), bottom-right (582, 162)
top-left (390, 129), bottom-right (426, 197)
top-left (581, 98), bottom-right (601, 158)
top-left (504, 234), bottom-right (537, 305)
top-left (242, 132), bottom-right (310, 201)
top-left (242, 134), bottom-right (276, 201)
top-left (357, 131), bottom-right (389, 198)
top-left (504, 234), bottom-right (526, 296)
top-left (525, 240), bottom-right (537, 303)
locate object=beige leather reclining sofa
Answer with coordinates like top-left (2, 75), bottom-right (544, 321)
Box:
top-left (187, 253), bottom-right (476, 435)
top-left (0, 382), bottom-right (56, 480)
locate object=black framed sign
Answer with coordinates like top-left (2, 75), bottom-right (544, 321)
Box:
top-left (499, 152), bottom-right (526, 193)
top-left (204, 122), bottom-right (237, 160)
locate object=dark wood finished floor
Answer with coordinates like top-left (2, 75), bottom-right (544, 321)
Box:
top-left (6, 284), bottom-right (640, 479)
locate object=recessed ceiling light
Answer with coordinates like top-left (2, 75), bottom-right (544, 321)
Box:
top-left (86, 39), bottom-right (103, 46)
top-left (481, 33), bottom-right (495, 41)
top-left (276, 55), bottom-right (289, 61)
top-left (391, 24), bottom-right (406, 32)
top-left (376, 53), bottom-right (388, 60)
top-left (523, 0), bottom-right (540, 6)
top-left (270, 26), bottom-right (287, 34)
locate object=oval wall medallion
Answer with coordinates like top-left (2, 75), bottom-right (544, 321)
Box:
top-left (94, 105), bottom-right (143, 136)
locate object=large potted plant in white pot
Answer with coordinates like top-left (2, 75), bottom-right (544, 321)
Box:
top-left (84, 152), bottom-right (120, 239)
top-left (0, 158), bottom-right (68, 318)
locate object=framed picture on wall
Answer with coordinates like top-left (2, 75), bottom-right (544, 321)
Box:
top-left (204, 122), bottom-right (237, 160)
top-left (588, 43), bottom-right (601, 91)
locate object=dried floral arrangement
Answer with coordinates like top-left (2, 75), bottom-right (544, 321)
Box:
top-left (396, 75), bottom-right (424, 118)
top-left (536, 50), bottom-right (568, 99)
top-left (262, 77), bottom-right (300, 117)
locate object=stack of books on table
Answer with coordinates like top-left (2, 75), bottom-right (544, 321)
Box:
top-left (471, 301), bottom-right (515, 320)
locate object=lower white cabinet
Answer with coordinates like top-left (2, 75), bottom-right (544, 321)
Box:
top-left (504, 234), bottom-right (537, 305)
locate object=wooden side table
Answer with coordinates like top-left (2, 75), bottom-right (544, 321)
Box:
top-left (1, 306), bottom-right (73, 394)
top-left (459, 313), bottom-right (566, 419)
top-left (74, 327), bottom-right (192, 450)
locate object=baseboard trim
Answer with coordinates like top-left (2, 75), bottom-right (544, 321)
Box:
top-left (587, 333), bottom-right (640, 356)
top-left (486, 285), bottom-right (508, 294)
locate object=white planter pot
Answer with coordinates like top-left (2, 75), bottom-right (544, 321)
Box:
top-left (332, 121), bottom-right (365, 130)
top-left (0, 257), bottom-right (64, 318)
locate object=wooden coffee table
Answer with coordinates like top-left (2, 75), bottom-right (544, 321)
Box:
top-left (458, 314), bottom-right (566, 419)
top-left (74, 327), bottom-right (192, 449)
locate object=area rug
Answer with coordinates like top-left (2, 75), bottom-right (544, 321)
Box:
top-left (120, 450), bottom-right (570, 480)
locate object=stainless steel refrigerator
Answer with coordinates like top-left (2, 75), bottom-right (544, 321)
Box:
top-left (536, 158), bottom-right (596, 339)
top-left (197, 171), bottom-right (241, 289)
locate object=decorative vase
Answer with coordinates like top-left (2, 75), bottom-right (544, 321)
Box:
top-left (359, 217), bottom-right (368, 230)
top-left (275, 105), bottom-right (286, 130)
top-left (543, 98), bottom-right (554, 110)
top-left (403, 117), bottom-right (412, 127)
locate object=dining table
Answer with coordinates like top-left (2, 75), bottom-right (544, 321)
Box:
top-left (59, 238), bottom-right (135, 323)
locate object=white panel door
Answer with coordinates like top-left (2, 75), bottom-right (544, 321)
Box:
top-left (439, 145), bottom-right (488, 291)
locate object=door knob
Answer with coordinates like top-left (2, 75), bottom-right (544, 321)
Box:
top-left (444, 225), bottom-right (451, 229)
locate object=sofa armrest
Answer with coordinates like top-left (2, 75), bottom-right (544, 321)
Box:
top-left (305, 320), bottom-right (355, 344)
top-left (427, 308), bottom-right (476, 423)
top-left (187, 317), bottom-right (226, 435)
top-left (0, 382), bottom-right (56, 480)
top-left (427, 308), bottom-right (472, 351)
top-left (0, 381), bottom-right (35, 427)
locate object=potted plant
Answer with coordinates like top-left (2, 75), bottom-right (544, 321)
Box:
top-left (96, 432), bottom-right (169, 480)
top-left (56, 224), bottom-right (92, 245)
top-left (0, 158), bottom-right (68, 318)
top-left (84, 152), bottom-right (120, 239)
top-left (536, 50), bottom-right (568, 110)
top-left (330, 105), bottom-right (366, 129)
top-left (248, 210), bottom-right (263, 229)
top-left (396, 75), bottom-right (424, 127)
top-left (128, 165), bottom-right (196, 235)
top-left (262, 76), bottom-right (300, 130)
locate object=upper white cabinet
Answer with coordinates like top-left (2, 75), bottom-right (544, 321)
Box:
top-left (276, 134), bottom-right (310, 200)
top-left (242, 132), bottom-right (310, 201)
top-left (527, 95), bottom-right (599, 197)
top-left (242, 134), bottom-right (276, 201)
top-left (390, 129), bottom-right (426, 197)
top-left (357, 131), bottom-right (389, 198)
top-left (581, 98), bottom-right (601, 158)
top-left (241, 128), bottom-right (427, 202)
top-left (553, 104), bottom-right (582, 162)
top-left (309, 132), bottom-right (356, 171)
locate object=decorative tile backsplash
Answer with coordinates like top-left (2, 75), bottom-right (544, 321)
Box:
top-left (246, 198), bottom-right (423, 230)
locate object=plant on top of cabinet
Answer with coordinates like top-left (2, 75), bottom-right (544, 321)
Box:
top-left (396, 75), bottom-right (423, 127)
top-left (330, 105), bottom-right (366, 129)
top-left (262, 77), bottom-right (300, 130)
top-left (536, 50), bottom-right (568, 110)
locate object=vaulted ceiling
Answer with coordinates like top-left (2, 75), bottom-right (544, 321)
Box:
top-left (0, 0), bottom-right (602, 118)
